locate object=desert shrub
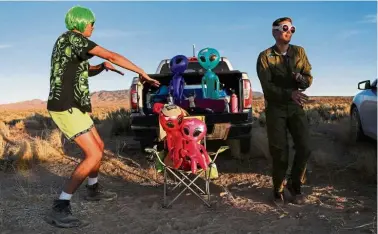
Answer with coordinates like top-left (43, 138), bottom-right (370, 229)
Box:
top-left (305, 109), bottom-right (321, 126)
top-left (25, 113), bottom-right (55, 129)
top-left (102, 108), bottom-right (131, 136)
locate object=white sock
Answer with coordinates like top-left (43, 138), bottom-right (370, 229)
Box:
top-left (59, 191), bottom-right (72, 200)
top-left (88, 177), bottom-right (98, 186)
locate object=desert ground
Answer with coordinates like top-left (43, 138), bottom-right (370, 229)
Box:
top-left (0, 96), bottom-right (376, 234)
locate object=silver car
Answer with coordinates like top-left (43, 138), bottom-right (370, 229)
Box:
top-left (350, 78), bottom-right (377, 141)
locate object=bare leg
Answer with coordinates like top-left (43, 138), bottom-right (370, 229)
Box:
top-left (88, 127), bottom-right (104, 179)
top-left (45, 131), bottom-right (101, 228)
top-left (84, 127), bottom-right (117, 201)
top-left (63, 131), bottom-right (103, 194)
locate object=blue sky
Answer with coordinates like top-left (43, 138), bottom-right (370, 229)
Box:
top-left (0, 1), bottom-right (376, 104)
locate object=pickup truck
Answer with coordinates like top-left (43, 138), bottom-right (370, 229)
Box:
top-left (128, 56), bottom-right (254, 157)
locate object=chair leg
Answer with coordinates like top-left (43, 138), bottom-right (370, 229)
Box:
top-left (163, 168), bottom-right (211, 208)
top-left (163, 167), bottom-right (168, 208)
top-left (171, 172), bottom-right (207, 195)
top-left (206, 167), bottom-right (211, 205)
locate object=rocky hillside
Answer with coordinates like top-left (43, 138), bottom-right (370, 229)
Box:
top-left (0, 90), bottom-right (130, 110)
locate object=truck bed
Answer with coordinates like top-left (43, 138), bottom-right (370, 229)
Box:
top-left (130, 57), bottom-right (254, 155)
top-left (131, 70), bottom-right (253, 142)
top-left (141, 70), bottom-right (244, 115)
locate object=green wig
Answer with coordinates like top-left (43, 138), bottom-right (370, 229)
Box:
top-left (65, 6), bottom-right (96, 33)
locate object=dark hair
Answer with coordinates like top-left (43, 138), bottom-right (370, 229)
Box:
top-left (272, 17), bottom-right (292, 26)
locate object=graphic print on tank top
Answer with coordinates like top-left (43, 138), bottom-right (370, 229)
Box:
top-left (47, 31), bottom-right (97, 112)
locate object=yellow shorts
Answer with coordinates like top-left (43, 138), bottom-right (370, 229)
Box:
top-left (48, 107), bottom-right (94, 141)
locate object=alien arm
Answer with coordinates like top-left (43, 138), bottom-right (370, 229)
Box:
top-left (199, 144), bottom-right (210, 163)
top-left (201, 75), bottom-right (207, 98)
top-left (179, 76), bottom-right (185, 100)
top-left (256, 52), bottom-right (293, 102)
top-left (88, 63), bottom-right (105, 77)
top-left (296, 47), bottom-right (313, 90)
top-left (215, 74), bottom-right (220, 98)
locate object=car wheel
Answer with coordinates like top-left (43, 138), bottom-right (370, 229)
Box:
top-left (350, 107), bottom-right (365, 142)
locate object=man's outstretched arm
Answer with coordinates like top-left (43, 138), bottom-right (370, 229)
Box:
top-left (88, 46), bottom-right (145, 77)
top-left (87, 45), bottom-right (160, 87)
top-left (88, 63), bottom-right (105, 77)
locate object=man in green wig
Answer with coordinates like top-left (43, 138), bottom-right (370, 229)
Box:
top-left (45, 5), bottom-right (160, 228)
top-left (256, 17), bottom-right (313, 206)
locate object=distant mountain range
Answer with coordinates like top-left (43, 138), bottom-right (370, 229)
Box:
top-left (0, 90), bottom-right (264, 110)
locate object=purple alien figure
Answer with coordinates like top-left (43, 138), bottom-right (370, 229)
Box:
top-left (169, 55), bottom-right (188, 105)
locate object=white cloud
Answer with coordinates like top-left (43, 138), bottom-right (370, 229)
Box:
top-left (358, 14), bottom-right (377, 24)
top-left (339, 29), bottom-right (361, 39)
top-left (0, 44), bottom-right (12, 49)
top-left (93, 29), bottom-right (150, 38)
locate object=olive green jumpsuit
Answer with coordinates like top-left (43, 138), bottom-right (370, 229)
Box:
top-left (256, 44), bottom-right (313, 195)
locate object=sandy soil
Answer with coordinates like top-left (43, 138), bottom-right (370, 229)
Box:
top-left (0, 121), bottom-right (376, 234)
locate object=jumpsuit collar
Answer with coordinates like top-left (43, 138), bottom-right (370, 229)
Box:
top-left (271, 44), bottom-right (294, 57)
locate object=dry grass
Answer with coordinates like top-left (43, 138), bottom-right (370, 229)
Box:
top-left (252, 96), bottom-right (353, 125)
top-left (0, 96), bottom-right (375, 181)
top-left (0, 105), bottom-right (131, 172)
top-left (249, 96), bottom-right (376, 181)
top-left (0, 97), bottom-right (376, 234)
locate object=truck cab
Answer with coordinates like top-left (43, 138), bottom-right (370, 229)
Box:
top-left (129, 56), bottom-right (254, 157)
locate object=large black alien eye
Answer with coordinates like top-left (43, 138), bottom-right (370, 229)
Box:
top-left (200, 56), bottom-right (206, 63)
top-left (209, 54), bottom-right (217, 62)
top-left (193, 128), bottom-right (202, 137)
top-left (183, 127), bottom-right (190, 135)
top-left (176, 58), bottom-right (183, 64)
top-left (166, 121), bottom-right (175, 128)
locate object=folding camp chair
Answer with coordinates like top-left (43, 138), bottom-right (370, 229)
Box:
top-left (145, 115), bottom-right (229, 208)
top-left (145, 145), bottom-right (228, 208)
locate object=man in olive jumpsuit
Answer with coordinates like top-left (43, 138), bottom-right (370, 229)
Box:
top-left (256, 17), bottom-right (313, 205)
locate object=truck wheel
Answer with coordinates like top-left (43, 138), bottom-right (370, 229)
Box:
top-left (227, 139), bottom-right (241, 159)
top-left (139, 141), bottom-right (156, 153)
top-left (240, 137), bottom-right (251, 154)
top-left (139, 141), bottom-right (148, 153)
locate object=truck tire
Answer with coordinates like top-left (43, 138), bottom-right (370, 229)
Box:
top-left (139, 140), bottom-right (156, 153)
top-left (139, 141), bottom-right (148, 153)
top-left (240, 137), bottom-right (251, 154)
top-left (227, 139), bottom-right (241, 159)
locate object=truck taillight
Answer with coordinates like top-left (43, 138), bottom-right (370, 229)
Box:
top-left (243, 79), bottom-right (252, 109)
top-left (129, 84), bottom-right (138, 111)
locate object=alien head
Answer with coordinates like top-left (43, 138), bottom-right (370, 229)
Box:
top-left (159, 104), bottom-right (184, 132)
top-left (197, 47), bottom-right (220, 70)
top-left (170, 55), bottom-right (189, 74)
top-left (180, 118), bottom-right (207, 142)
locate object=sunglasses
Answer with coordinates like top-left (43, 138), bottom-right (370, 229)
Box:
top-left (273, 24), bottom-right (296, 34)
